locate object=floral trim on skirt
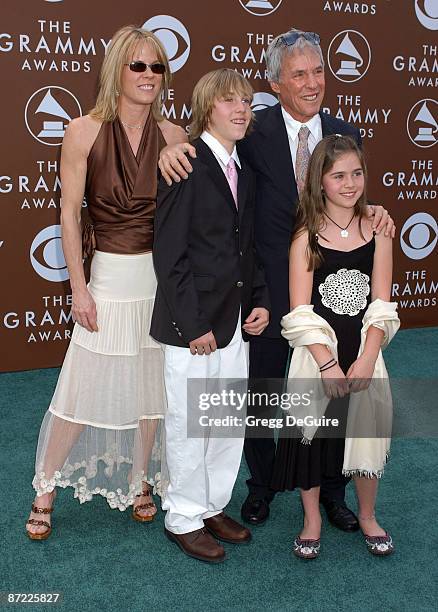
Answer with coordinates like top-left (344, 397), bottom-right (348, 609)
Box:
top-left (32, 251), bottom-right (167, 510)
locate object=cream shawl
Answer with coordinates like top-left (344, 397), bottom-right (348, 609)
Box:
top-left (280, 299), bottom-right (400, 477)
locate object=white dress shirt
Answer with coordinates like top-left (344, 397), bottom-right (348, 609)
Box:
top-left (200, 131), bottom-right (242, 176)
top-left (281, 108), bottom-right (322, 179)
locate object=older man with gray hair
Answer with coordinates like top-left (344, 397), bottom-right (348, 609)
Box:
top-left (158, 27), bottom-right (394, 532)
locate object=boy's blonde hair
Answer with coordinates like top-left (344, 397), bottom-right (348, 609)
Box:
top-left (189, 69), bottom-right (254, 140)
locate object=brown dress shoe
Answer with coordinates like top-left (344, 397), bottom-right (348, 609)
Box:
top-left (164, 527), bottom-right (226, 563)
top-left (204, 512), bottom-right (252, 544)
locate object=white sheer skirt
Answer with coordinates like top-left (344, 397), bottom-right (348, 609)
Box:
top-left (32, 251), bottom-right (167, 510)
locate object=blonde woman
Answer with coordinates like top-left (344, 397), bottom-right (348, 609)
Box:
top-left (26, 25), bottom-right (187, 539)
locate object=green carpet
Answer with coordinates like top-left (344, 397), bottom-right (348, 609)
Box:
top-left (1, 328), bottom-right (437, 612)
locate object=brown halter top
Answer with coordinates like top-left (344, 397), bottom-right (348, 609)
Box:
top-left (83, 112), bottom-right (165, 257)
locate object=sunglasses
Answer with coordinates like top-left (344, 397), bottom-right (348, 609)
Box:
top-left (279, 31), bottom-right (320, 47)
top-left (124, 61), bottom-right (166, 74)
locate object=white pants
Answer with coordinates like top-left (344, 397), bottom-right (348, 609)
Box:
top-left (162, 319), bottom-right (248, 534)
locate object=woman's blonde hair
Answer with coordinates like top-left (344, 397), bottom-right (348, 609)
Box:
top-left (90, 25), bottom-right (171, 122)
top-left (189, 69), bottom-right (254, 140)
top-left (294, 135), bottom-right (368, 270)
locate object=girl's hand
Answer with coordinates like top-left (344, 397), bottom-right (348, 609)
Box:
top-left (321, 363), bottom-right (349, 399)
top-left (346, 353), bottom-right (376, 392)
top-left (72, 288), bottom-right (98, 332)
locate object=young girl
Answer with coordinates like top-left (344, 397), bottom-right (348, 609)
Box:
top-left (271, 135), bottom-right (399, 559)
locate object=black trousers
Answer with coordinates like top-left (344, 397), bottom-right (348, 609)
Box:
top-left (243, 335), bottom-right (349, 504)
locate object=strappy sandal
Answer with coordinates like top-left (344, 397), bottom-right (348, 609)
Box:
top-left (26, 492), bottom-right (56, 541)
top-left (293, 536), bottom-right (321, 559)
top-left (132, 484), bottom-right (156, 523)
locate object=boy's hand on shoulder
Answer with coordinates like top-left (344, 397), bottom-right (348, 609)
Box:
top-left (242, 308), bottom-right (269, 335)
top-left (158, 142), bottom-right (196, 186)
top-left (189, 331), bottom-right (217, 355)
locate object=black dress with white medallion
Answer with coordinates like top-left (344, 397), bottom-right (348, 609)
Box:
top-left (271, 238), bottom-right (375, 491)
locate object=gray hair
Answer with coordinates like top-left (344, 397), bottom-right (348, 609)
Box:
top-left (266, 28), bottom-right (324, 83)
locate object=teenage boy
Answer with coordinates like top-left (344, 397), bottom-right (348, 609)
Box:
top-left (151, 69), bottom-right (270, 563)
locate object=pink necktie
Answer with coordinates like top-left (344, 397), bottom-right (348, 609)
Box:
top-left (226, 158), bottom-right (238, 208)
top-left (296, 125), bottom-right (310, 195)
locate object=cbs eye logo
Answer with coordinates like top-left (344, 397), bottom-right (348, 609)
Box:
top-left (415, 0), bottom-right (438, 30)
top-left (30, 225), bottom-right (69, 282)
top-left (251, 92), bottom-right (278, 111)
top-left (143, 15), bottom-right (190, 73)
top-left (400, 212), bottom-right (437, 260)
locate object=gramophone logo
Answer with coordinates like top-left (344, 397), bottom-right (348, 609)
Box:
top-left (239, 0), bottom-right (283, 16)
top-left (415, 0), bottom-right (438, 30)
top-left (25, 86), bottom-right (82, 146)
top-left (251, 92), bottom-right (278, 111)
top-left (407, 99), bottom-right (438, 148)
top-left (30, 225), bottom-right (69, 282)
top-left (400, 212), bottom-right (437, 260)
top-left (327, 31), bottom-right (371, 83)
top-left (143, 15), bottom-right (190, 73)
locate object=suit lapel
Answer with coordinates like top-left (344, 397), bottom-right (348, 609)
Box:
top-left (196, 138), bottom-right (238, 215)
top-left (258, 104), bottom-right (298, 202)
top-left (321, 111), bottom-right (339, 137)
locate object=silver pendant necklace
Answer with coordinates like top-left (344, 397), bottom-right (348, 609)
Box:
top-left (324, 212), bottom-right (355, 238)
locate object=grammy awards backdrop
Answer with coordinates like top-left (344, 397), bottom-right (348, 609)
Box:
top-left (1, 0), bottom-right (437, 371)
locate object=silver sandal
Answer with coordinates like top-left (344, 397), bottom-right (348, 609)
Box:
top-left (293, 536), bottom-right (320, 559)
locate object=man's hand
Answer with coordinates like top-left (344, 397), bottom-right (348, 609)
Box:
top-left (158, 143), bottom-right (197, 186)
top-left (242, 308), bottom-right (270, 335)
top-left (367, 204), bottom-right (396, 238)
top-left (189, 330), bottom-right (217, 355)
top-left (72, 288), bottom-right (98, 332)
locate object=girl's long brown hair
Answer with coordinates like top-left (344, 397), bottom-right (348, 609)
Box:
top-left (294, 134), bottom-right (368, 270)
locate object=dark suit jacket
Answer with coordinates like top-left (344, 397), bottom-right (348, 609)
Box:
top-left (238, 104), bottom-right (362, 338)
top-left (150, 137), bottom-right (270, 348)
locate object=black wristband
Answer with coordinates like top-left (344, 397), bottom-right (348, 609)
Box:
top-left (319, 358), bottom-right (335, 372)
top-left (320, 361), bottom-right (338, 373)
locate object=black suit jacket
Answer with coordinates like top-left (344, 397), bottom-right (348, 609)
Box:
top-left (150, 138), bottom-right (270, 348)
top-left (238, 104), bottom-right (362, 338)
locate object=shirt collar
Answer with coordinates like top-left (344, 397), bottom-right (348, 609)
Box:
top-left (281, 108), bottom-right (321, 142)
top-left (200, 131), bottom-right (241, 168)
